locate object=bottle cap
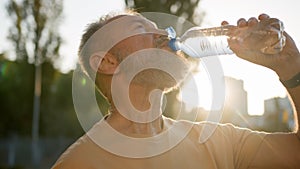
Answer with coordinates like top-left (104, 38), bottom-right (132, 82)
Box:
top-left (165, 27), bottom-right (179, 51)
top-left (165, 27), bottom-right (176, 39)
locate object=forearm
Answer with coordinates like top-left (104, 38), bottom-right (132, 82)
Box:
top-left (276, 56), bottom-right (300, 135)
top-left (286, 86), bottom-right (300, 134)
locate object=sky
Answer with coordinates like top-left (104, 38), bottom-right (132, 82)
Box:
top-left (1, 0), bottom-right (299, 115)
top-left (199, 0), bottom-right (300, 115)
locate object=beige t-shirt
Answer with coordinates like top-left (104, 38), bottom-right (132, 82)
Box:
top-left (51, 116), bottom-right (267, 169)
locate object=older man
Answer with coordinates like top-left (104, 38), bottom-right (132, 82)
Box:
top-left (52, 11), bottom-right (300, 169)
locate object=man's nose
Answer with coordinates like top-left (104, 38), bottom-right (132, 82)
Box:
top-left (146, 27), bottom-right (168, 36)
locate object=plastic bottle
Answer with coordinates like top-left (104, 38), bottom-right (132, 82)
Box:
top-left (166, 25), bottom-right (235, 58)
top-left (166, 18), bottom-right (286, 58)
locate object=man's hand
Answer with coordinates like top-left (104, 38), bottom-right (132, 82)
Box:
top-left (223, 14), bottom-right (300, 168)
top-left (223, 13), bottom-right (300, 80)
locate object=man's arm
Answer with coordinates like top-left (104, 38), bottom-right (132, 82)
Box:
top-left (250, 47), bottom-right (300, 168)
top-left (274, 25), bottom-right (300, 136)
top-left (249, 86), bottom-right (300, 168)
top-left (227, 14), bottom-right (300, 168)
top-left (285, 81), bottom-right (300, 138)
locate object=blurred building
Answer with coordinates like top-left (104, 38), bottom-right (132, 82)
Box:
top-left (263, 96), bottom-right (295, 132)
top-left (216, 77), bottom-right (294, 132)
top-left (222, 77), bottom-right (249, 127)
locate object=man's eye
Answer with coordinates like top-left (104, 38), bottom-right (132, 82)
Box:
top-left (133, 24), bottom-right (145, 31)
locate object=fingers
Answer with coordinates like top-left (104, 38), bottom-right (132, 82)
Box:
top-left (221, 21), bottom-right (229, 26)
top-left (247, 17), bottom-right (258, 27)
top-left (222, 13), bottom-right (271, 27)
top-left (258, 13), bottom-right (270, 20)
top-left (237, 17), bottom-right (259, 27)
top-left (237, 18), bottom-right (247, 27)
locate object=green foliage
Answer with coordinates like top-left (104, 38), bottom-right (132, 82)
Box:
top-left (125, 0), bottom-right (204, 25)
top-left (39, 68), bottom-right (84, 137)
top-left (0, 58), bottom-right (34, 137)
top-left (0, 57), bottom-right (84, 137)
top-left (1, 0), bottom-right (84, 138)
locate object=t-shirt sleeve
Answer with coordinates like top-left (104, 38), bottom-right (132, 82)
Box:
top-left (220, 123), bottom-right (267, 169)
top-left (50, 135), bottom-right (95, 169)
top-left (195, 122), bottom-right (267, 169)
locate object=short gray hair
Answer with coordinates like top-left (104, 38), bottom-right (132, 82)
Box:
top-left (78, 10), bottom-right (140, 79)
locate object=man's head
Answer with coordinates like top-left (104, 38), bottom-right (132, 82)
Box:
top-left (78, 11), bottom-right (190, 102)
top-left (78, 10), bottom-right (139, 78)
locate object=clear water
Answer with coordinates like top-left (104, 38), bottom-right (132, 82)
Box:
top-left (178, 26), bottom-right (234, 58)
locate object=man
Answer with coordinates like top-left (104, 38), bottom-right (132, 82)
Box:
top-left (52, 11), bottom-right (300, 168)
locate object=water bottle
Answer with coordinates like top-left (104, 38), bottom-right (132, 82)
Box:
top-left (166, 25), bottom-right (235, 58)
top-left (166, 18), bottom-right (286, 58)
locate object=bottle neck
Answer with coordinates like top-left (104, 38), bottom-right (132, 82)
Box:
top-left (168, 38), bottom-right (180, 51)
top-left (166, 25), bottom-right (236, 58)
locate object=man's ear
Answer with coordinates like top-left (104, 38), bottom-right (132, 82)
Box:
top-left (89, 51), bottom-right (119, 75)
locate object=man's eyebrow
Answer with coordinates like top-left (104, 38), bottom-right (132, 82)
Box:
top-left (148, 20), bottom-right (158, 28)
top-left (104, 15), bottom-right (128, 25)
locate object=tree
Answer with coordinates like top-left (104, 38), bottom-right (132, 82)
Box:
top-left (0, 54), bottom-right (35, 137)
top-left (7, 0), bottom-right (62, 63)
top-left (6, 0), bottom-right (63, 136)
top-left (4, 1), bottom-right (85, 167)
top-left (125, 0), bottom-right (204, 25)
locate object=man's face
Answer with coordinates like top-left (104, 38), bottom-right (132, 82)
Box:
top-left (107, 15), bottom-right (190, 90)
top-left (109, 15), bottom-right (172, 56)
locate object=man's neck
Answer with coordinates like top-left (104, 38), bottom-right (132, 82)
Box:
top-left (105, 113), bottom-right (164, 137)
top-left (106, 84), bottom-right (165, 137)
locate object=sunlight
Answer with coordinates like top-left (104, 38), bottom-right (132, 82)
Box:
top-left (221, 55), bottom-right (288, 115)
top-left (181, 55), bottom-right (288, 116)
top-left (181, 63), bottom-right (213, 112)
top-left (199, 0), bottom-right (299, 116)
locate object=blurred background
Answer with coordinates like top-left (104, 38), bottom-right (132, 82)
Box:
top-left (0, 0), bottom-right (299, 168)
